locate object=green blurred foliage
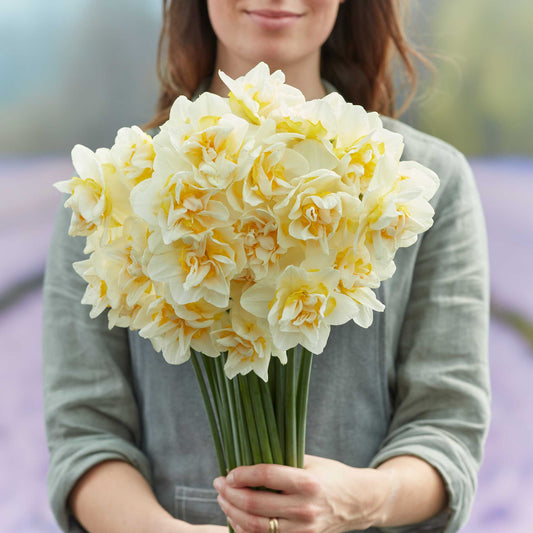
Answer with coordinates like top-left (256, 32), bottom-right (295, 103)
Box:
top-left (410, 0), bottom-right (533, 155)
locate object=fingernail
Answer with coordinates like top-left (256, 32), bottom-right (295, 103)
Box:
top-left (213, 477), bottom-right (223, 491)
top-left (226, 472), bottom-right (235, 485)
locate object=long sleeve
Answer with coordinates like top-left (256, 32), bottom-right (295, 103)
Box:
top-left (42, 200), bottom-right (152, 531)
top-left (369, 140), bottom-right (491, 532)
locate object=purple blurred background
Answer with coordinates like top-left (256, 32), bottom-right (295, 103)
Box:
top-left (1, 0), bottom-right (533, 531)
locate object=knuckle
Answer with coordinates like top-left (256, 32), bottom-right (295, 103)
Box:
top-left (296, 503), bottom-right (319, 523)
top-left (241, 491), bottom-right (256, 513)
top-left (255, 463), bottom-right (272, 484)
top-left (297, 473), bottom-right (320, 496)
top-left (287, 503), bottom-right (303, 520)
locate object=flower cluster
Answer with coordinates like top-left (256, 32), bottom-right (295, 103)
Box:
top-left (55, 62), bottom-right (439, 381)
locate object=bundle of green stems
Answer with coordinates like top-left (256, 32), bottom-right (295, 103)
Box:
top-left (190, 346), bottom-right (314, 475)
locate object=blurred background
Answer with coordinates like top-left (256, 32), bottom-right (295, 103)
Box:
top-left (1, 0), bottom-right (532, 531)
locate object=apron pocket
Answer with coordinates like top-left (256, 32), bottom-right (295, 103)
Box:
top-left (174, 485), bottom-right (227, 525)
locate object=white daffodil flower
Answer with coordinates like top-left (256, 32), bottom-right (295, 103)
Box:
top-left (137, 298), bottom-right (197, 365)
top-left (273, 97), bottom-right (338, 142)
top-left (335, 128), bottom-right (404, 197)
top-left (131, 170), bottom-right (231, 245)
top-left (233, 207), bottom-right (287, 281)
top-left (54, 145), bottom-right (109, 236)
top-left (73, 245), bottom-right (128, 323)
top-left (168, 297), bottom-right (225, 358)
top-left (154, 92), bottom-right (246, 191)
top-left (241, 265), bottom-right (354, 354)
top-left (55, 143), bottom-right (133, 240)
top-left (356, 155), bottom-right (439, 268)
top-left (219, 62), bottom-right (305, 125)
top-left (212, 302), bottom-right (286, 381)
top-left (334, 246), bottom-right (381, 291)
top-left (275, 169), bottom-right (359, 255)
top-left (110, 126), bottom-right (155, 187)
top-left (240, 142), bottom-right (308, 208)
top-left (147, 229), bottom-right (246, 309)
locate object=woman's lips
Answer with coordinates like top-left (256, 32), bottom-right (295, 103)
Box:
top-left (246, 9), bottom-right (303, 30)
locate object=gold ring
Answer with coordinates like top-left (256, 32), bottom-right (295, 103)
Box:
top-left (269, 517), bottom-right (279, 533)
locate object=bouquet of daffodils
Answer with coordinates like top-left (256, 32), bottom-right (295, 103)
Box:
top-left (55, 63), bottom-right (438, 479)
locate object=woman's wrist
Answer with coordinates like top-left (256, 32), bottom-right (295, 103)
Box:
top-left (371, 455), bottom-right (448, 528)
top-left (365, 466), bottom-right (398, 528)
top-left (341, 466), bottom-right (395, 531)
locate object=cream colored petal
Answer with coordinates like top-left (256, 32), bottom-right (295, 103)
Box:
top-left (240, 282), bottom-right (273, 319)
top-left (71, 144), bottom-right (104, 184)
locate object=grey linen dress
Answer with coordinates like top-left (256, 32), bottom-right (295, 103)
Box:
top-left (42, 111), bottom-right (490, 532)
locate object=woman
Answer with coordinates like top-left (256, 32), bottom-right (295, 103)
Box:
top-left (43, 1), bottom-right (490, 532)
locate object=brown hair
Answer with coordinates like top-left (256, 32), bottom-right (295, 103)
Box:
top-left (144, 0), bottom-right (423, 130)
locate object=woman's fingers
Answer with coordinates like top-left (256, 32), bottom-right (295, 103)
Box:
top-left (215, 481), bottom-right (317, 523)
top-left (217, 493), bottom-right (290, 533)
top-left (220, 463), bottom-right (320, 496)
top-left (213, 459), bottom-right (339, 532)
top-left (216, 483), bottom-right (285, 517)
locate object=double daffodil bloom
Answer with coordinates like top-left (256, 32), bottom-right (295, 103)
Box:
top-left (219, 62), bottom-right (305, 125)
top-left (241, 265), bottom-right (356, 355)
top-left (233, 207), bottom-right (287, 282)
top-left (356, 155), bottom-right (439, 267)
top-left (147, 229), bottom-right (246, 309)
top-left (212, 305), bottom-right (286, 382)
top-left (110, 126), bottom-right (155, 187)
top-left (275, 170), bottom-right (359, 255)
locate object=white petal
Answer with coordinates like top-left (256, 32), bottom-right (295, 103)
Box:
top-left (71, 144), bottom-right (103, 183)
top-left (240, 282), bottom-right (274, 318)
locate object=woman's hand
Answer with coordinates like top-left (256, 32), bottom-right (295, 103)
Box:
top-left (212, 454), bottom-right (392, 533)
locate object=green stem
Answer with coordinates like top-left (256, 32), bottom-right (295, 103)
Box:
top-left (202, 355), bottom-right (229, 470)
top-left (268, 360), bottom-right (277, 404)
top-left (214, 355), bottom-right (236, 472)
top-left (190, 351), bottom-right (226, 476)
top-left (248, 373), bottom-right (273, 464)
top-left (275, 357), bottom-right (286, 462)
top-left (238, 375), bottom-right (263, 464)
top-left (232, 376), bottom-right (252, 466)
top-left (201, 355), bottom-right (223, 434)
top-left (285, 347), bottom-right (297, 467)
top-left (296, 347), bottom-right (313, 468)
top-left (258, 376), bottom-right (284, 465)
top-left (222, 355), bottom-right (242, 467)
